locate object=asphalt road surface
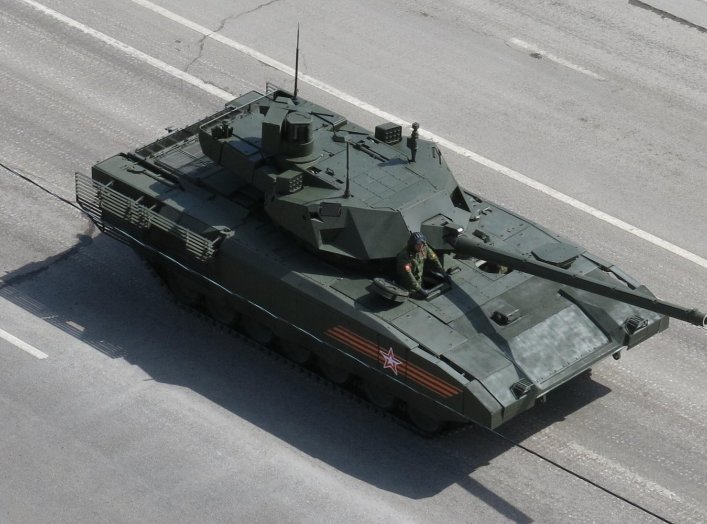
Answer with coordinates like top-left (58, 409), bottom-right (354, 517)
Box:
top-left (1, 0), bottom-right (706, 522)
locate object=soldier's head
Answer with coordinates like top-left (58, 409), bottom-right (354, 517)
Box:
top-left (408, 232), bottom-right (426, 252)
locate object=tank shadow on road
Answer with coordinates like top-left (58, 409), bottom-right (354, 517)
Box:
top-left (0, 235), bottom-right (611, 519)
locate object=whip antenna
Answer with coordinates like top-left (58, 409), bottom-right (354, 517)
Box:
top-left (344, 139), bottom-right (351, 198)
top-left (293, 24), bottom-right (300, 102)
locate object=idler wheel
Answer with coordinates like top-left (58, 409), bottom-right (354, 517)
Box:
top-left (280, 340), bottom-right (312, 364)
top-left (363, 381), bottom-right (397, 410)
top-left (241, 318), bottom-right (274, 345)
top-left (206, 294), bottom-right (240, 326)
top-left (407, 406), bottom-right (444, 434)
top-left (319, 359), bottom-right (350, 385)
top-left (168, 271), bottom-right (201, 306)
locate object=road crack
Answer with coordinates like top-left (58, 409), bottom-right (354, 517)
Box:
top-left (184, 0), bottom-right (284, 74)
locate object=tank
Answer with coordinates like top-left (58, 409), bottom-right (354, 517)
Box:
top-left (75, 84), bottom-right (705, 432)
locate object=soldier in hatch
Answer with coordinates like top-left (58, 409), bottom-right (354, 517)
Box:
top-left (397, 232), bottom-right (451, 298)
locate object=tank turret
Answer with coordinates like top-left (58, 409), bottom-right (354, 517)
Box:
top-left (196, 89), bottom-right (470, 262)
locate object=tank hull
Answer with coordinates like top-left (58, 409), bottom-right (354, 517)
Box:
top-left (76, 123), bottom-right (668, 431)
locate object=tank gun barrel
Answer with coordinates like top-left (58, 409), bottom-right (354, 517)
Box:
top-left (450, 235), bottom-right (707, 328)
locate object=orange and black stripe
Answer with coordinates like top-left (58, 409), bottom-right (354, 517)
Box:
top-left (326, 325), bottom-right (378, 360)
top-left (405, 361), bottom-right (461, 398)
top-left (324, 325), bottom-right (462, 399)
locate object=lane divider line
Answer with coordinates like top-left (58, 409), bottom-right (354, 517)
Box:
top-left (508, 38), bottom-right (605, 80)
top-left (19, 0), bottom-right (233, 101)
top-left (0, 327), bottom-right (48, 359)
top-left (16, 0), bottom-right (707, 270)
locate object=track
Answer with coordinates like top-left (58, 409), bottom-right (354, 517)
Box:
top-left (3, 162), bottom-right (678, 523)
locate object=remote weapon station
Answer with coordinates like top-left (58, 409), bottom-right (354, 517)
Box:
top-left (76, 38), bottom-right (705, 432)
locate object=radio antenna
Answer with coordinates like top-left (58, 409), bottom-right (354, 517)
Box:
top-left (293, 24), bottom-right (300, 102)
top-left (344, 138), bottom-right (351, 198)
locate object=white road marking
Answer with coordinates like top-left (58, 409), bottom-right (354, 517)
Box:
top-left (0, 327), bottom-right (48, 359)
top-left (16, 0), bottom-right (707, 271)
top-left (65, 320), bottom-right (85, 333)
top-left (567, 442), bottom-right (682, 502)
top-left (508, 38), bottom-right (605, 80)
top-left (18, 0), bottom-right (233, 101)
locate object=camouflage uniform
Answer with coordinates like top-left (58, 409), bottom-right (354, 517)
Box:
top-left (396, 244), bottom-right (444, 292)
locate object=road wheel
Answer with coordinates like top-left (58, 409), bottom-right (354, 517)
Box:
top-left (167, 271), bottom-right (201, 306)
top-left (241, 318), bottom-right (274, 345)
top-left (280, 340), bottom-right (312, 364)
top-left (319, 359), bottom-right (350, 385)
top-left (408, 406), bottom-right (444, 434)
top-left (206, 294), bottom-right (240, 326)
top-left (363, 381), bottom-right (397, 410)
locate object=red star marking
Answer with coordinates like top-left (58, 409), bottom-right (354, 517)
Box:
top-left (380, 347), bottom-right (402, 375)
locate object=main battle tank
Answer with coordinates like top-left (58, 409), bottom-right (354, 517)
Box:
top-left (75, 83), bottom-right (705, 432)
